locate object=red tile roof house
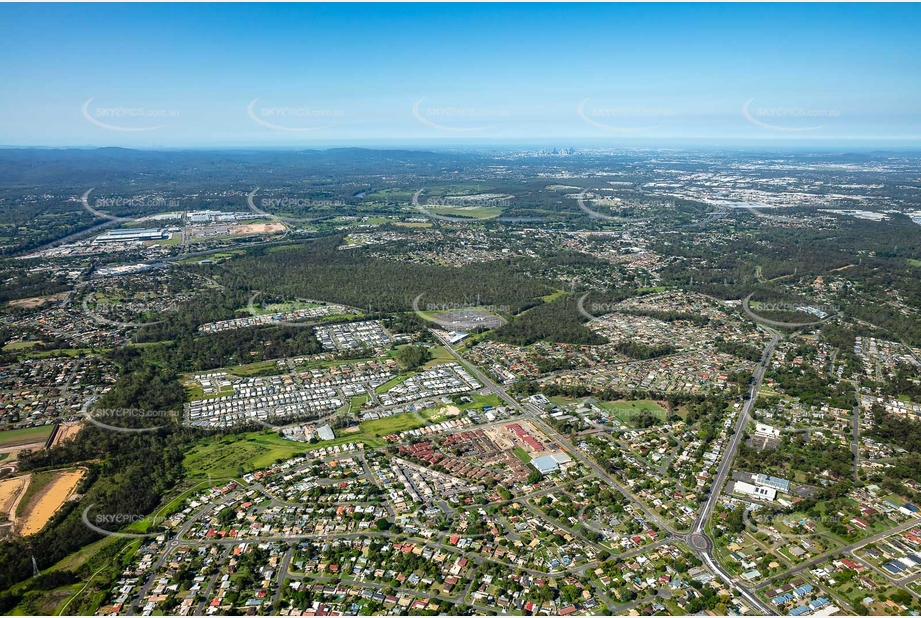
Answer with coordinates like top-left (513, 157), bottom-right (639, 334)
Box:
top-left (839, 558), bottom-right (864, 572)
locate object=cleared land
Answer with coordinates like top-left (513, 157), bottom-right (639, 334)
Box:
top-left (0, 425), bottom-right (54, 450)
top-left (233, 222), bottom-right (286, 235)
top-left (428, 206), bottom-right (503, 220)
top-left (6, 292), bottom-right (68, 309)
top-left (184, 432), bottom-right (310, 479)
top-left (596, 399), bottom-right (669, 424)
top-left (50, 422), bottom-right (83, 448)
top-left (19, 469), bottom-right (86, 535)
top-left (0, 475), bottom-right (29, 520)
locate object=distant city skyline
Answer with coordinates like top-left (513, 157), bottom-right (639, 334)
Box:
top-left (1, 2), bottom-right (919, 148)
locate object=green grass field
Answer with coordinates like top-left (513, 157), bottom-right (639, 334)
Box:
top-left (185, 382), bottom-right (234, 401)
top-left (428, 206), bottom-right (503, 220)
top-left (547, 397), bottom-right (669, 427)
top-left (375, 374), bottom-right (412, 394)
top-left (2, 341), bottom-right (38, 351)
top-left (422, 345), bottom-right (456, 368)
top-left (290, 349), bottom-right (376, 367)
top-left (148, 233), bottom-right (181, 246)
top-left (512, 447), bottom-right (532, 464)
top-left (226, 360), bottom-right (283, 377)
top-left (249, 299), bottom-right (321, 316)
top-left (417, 393), bottom-right (501, 420)
top-left (184, 432), bottom-right (310, 479)
top-left (371, 188), bottom-right (418, 198)
top-left (359, 412), bottom-right (427, 437)
top-left (19, 347), bottom-right (107, 360)
top-left (596, 400), bottom-right (668, 425)
top-left (184, 411), bottom-right (431, 478)
top-left (0, 425), bottom-right (54, 448)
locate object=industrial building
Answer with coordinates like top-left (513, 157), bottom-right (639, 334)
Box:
top-left (734, 480), bottom-right (776, 501)
top-left (93, 228), bottom-right (168, 243)
top-left (753, 473), bottom-right (791, 493)
top-left (531, 452), bottom-right (572, 475)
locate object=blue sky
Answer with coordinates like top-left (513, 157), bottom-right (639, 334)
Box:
top-left (1, 3), bottom-right (919, 148)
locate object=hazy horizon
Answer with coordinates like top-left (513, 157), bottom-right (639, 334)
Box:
top-left (1, 3), bottom-right (919, 148)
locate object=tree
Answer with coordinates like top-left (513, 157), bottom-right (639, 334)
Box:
top-left (396, 346), bottom-right (432, 371)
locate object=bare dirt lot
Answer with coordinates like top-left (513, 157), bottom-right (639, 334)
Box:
top-left (19, 469), bottom-right (86, 535)
top-left (50, 421), bottom-right (83, 448)
top-left (0, 475), bottom-right (29, 520)
top-left (232, 222), bottom-right (286, 235)
top-left (7, 292), bottom-right (68, 309)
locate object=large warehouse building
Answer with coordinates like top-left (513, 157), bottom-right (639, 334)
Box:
top-left (94, 228), bottom-right (169, 243)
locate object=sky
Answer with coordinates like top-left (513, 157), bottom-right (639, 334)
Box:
top-left (1, 2), bottom-right (920, 148)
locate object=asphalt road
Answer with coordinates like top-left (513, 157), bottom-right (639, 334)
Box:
top-left (438, 329), bottom-right (781, 615)
top-left (689, 330), bottom-right (780, 615)
top-left (130, 327), bottom-right (787, 616)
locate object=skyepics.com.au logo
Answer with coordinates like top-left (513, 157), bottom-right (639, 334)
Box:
top-left (95, 195), bottom-right (180, 210)
top-left (574, 190), bottom-right (645, 224)
top-left (83, 407), bottom-right (176, 433)
top-left (742, 97), bottom-right (840, 132)
top-left (412, 97), bottom-right (510, 132)
top-left (81, 292), bottom-right (163, 330)
top-left (412, 293), bottom-right (508, 331)
top-left (742, 293), bottom-right (838, 328)
top-left (576, 293), bottom-right (617, 323)
top-left (422, 301), bottom-right (511, 313)
top-left (424, 195), bottom-right (512, 208)
top-left (577, 98), bottom-right (674, 132)
top-left (81, 504), bottom-right (169, 539)
top-left (82, 98), bottom-right (179, 132)
top-left (247, 97), bottom-right (344, 132)
top-left (411, 188), bottom-right (480, 223)
top-left (243, 291), bottom-right (355, 329)
top-left (247, 188), bottom-right (337, 224)
top-left (260, 196), bottom-right (344, 209)
top-left (80, 188), bottom-right (179, 223)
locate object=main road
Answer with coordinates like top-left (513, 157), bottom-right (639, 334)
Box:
top-left (431, 331), bottom-right (678, 536)
top-left (689, 328), bottom-right (780, 616)
top-left (434, 327), bottom-right (781, 615)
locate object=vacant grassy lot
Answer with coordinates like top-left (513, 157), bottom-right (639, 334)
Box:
top-left (422, 345), bottom-right (456, 368)
top-left (428, 206), bottom-right (503, 220)
top-left (375, 374), bottom-right (411, 394)
top-left (226, 360), bottom-right (285, 377)
top-left (359, 412), bottom-right (427, 437)
top-left (0, 425), bottom-right (53, 448)
top-left (2, 341), bottom-right (38, 351)
top-left (512, 447), bottom-right (532, 464)
top-left (251, 299), bottom-right (321, 315)
top-left (184, 412), bottom-right (430, 478)
top-left (184, 432), bottom-right (310, 479)
top-left (597, 399), bottom-right (668, 425)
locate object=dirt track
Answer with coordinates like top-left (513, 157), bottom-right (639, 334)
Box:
top-left (0, 475), bottom-right (30, 521)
